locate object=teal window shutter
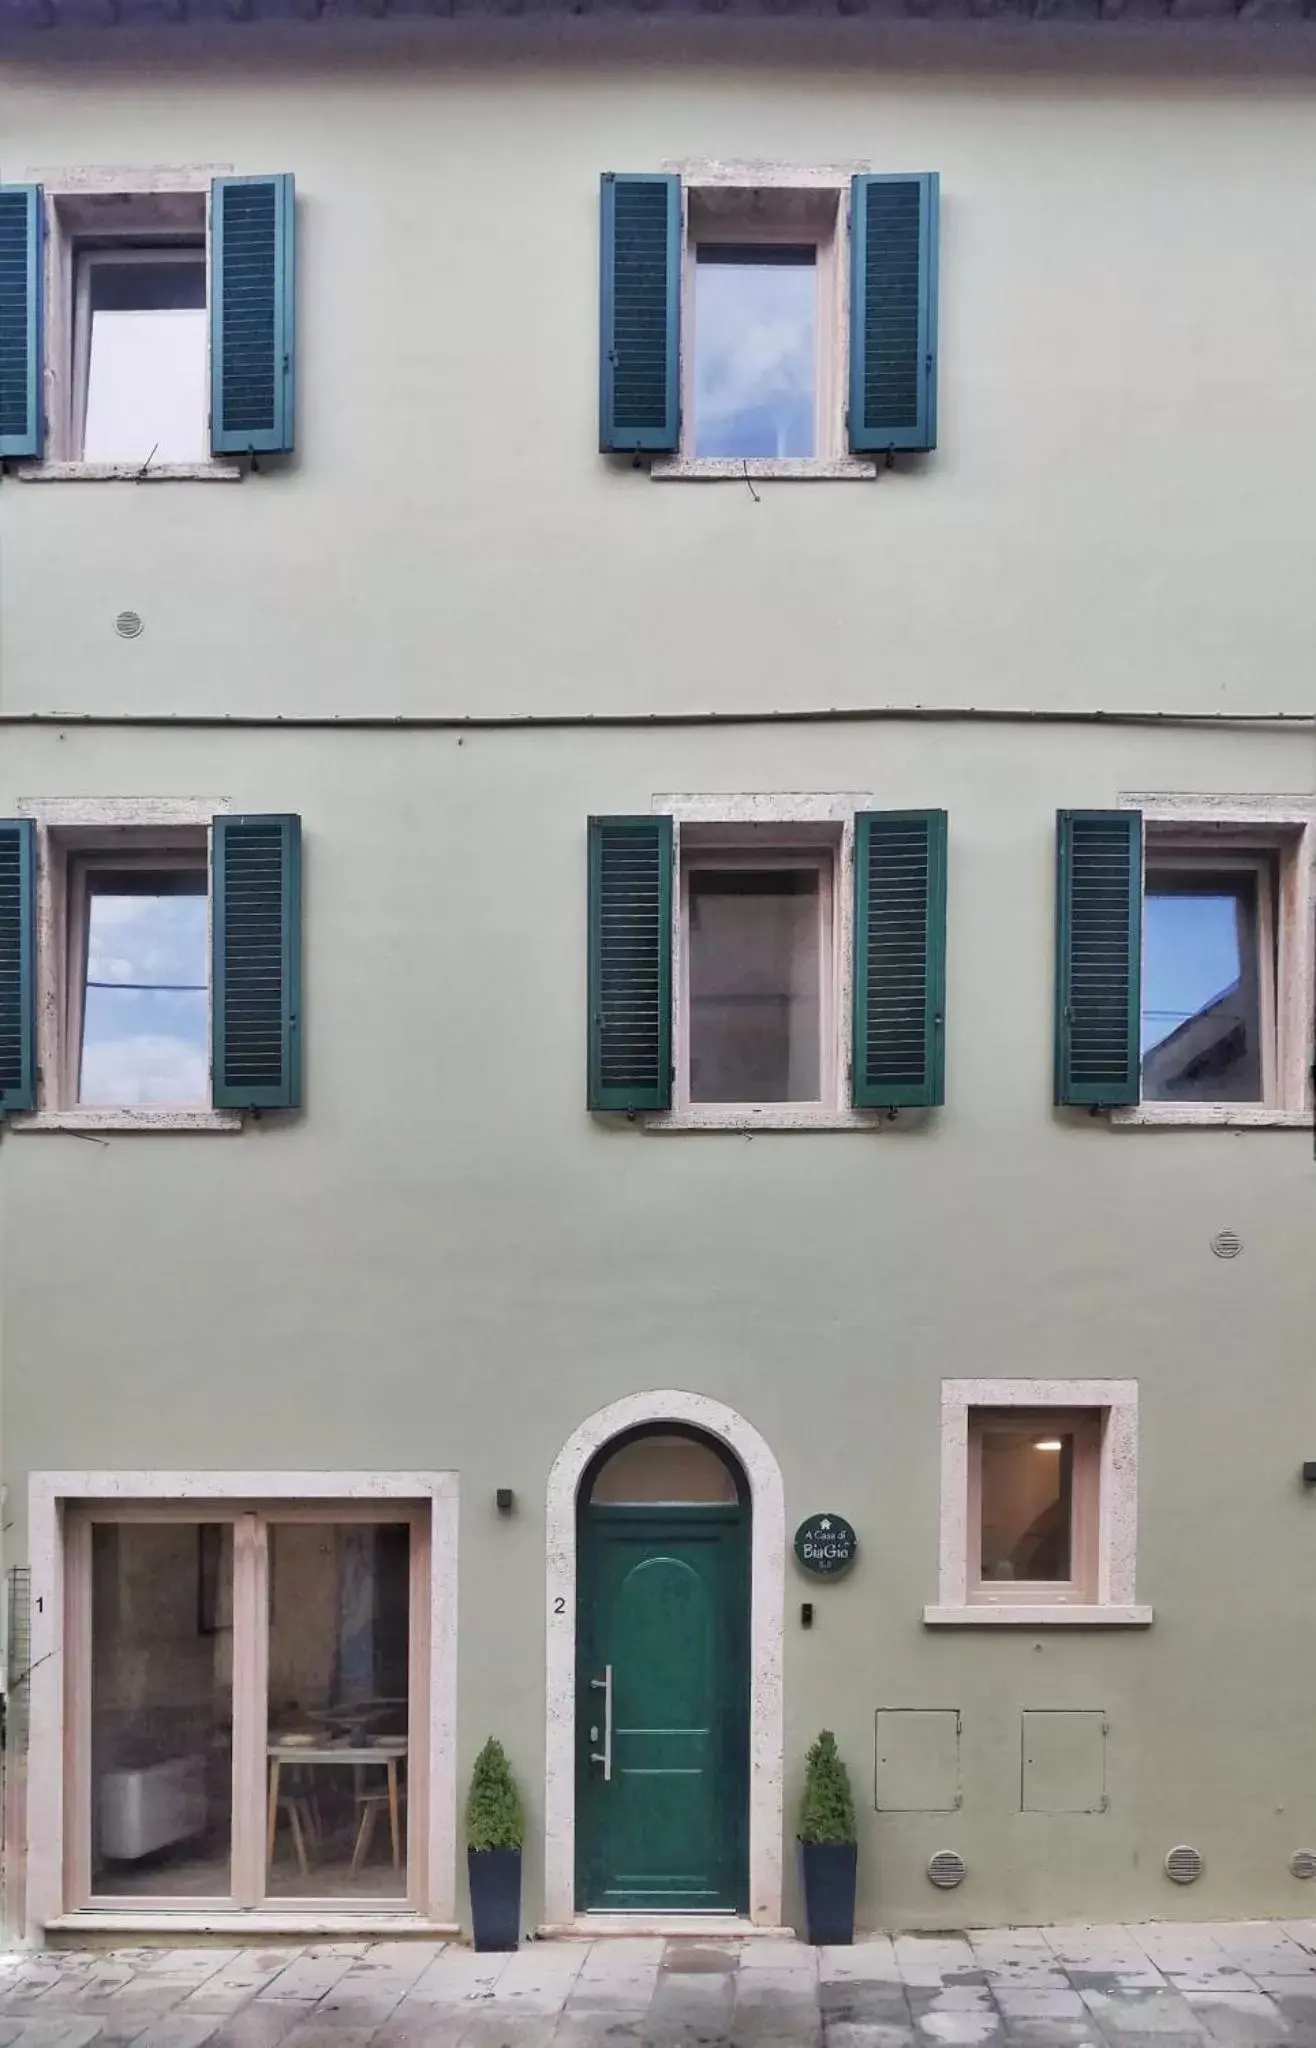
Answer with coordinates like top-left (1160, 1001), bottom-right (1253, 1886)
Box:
top-left (1054, 810), bottom-right (1142, 1107)
top-left (212, 814), bottom-right (302, 1110)
top-left (588, 815), bottom-right (672, 1112)
top-left (0, 186), bottom-right (44, 460)
top-left (599, 174), bottom-right (681, 454)
top-left (0, 819), bottom-right (37, 1114)
top-left (853, 810), bottom-right (948, 1109)
top-left (848, 173), bottom-right (938, 455)
top-left (210, 174), bottom-right (295, 456)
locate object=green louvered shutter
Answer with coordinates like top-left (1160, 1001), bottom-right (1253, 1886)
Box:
top-left (212, 814), bottom-right (301, 1110)
top-left (0, 820), bottom-right (37, 1114)
top-left (0, 186), bottom-right (43, 460)
top-left (599, 174), bottom-right (681, 454)
top-left (210, 174), bottom-right (295, 456)
top-left (1054, 810), bottom-right (1142, 1107)
top-left (853, 810), bottom-right (947, 1109)
top-left (849, 173), bottom-right (938, 455)
top-left (588, 815), bottom-right (672, 1112)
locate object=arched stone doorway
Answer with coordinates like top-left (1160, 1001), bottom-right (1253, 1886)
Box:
top-left (544, 1391), bottom-right (784, 1930)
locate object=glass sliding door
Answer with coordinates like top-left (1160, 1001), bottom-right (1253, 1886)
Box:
top-left (89, 1521), bottom-right (234, 1899)
top-left (265, 1521), bottom-right (412, 1900)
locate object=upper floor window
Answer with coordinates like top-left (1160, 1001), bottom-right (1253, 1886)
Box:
top-left (0, 173), bottom-right (295, 474)
top-left (586, 802), bottom-right (947, 1129)
top-left (0, 805), bottom-right (302, 1130)
top-left (1055, 801), bottom-right (1314, 1126)
top-left (77, 244), bottom-right (209, 466)
top-left (598, 168), bottom-right (938, 477)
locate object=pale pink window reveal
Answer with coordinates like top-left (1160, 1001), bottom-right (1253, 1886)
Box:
top-left (61, 1501), bottom-right (432, 1915)
top-left (676, 845), bottom-right (838, 1112)
top-left (968, 1411), bottom-right (1101, 1608)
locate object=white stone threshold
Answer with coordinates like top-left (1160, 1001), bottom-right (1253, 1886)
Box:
top-left (45, 1912), bottom-right (460, 1940)
top-left (538, 1916), bottom-right (796, 1939)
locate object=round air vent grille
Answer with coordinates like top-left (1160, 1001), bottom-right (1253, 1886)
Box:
top-left (1210, 1230), bottom-right (1243, 1260)
top-left (115, 610), bottom-right (144, 640)
top-left (1290, 1850), bottom-right (1316, 1881)
top-left (1165, 1844), bottom-right (1204, 1885)
top-left (927, 1850), bottom-right (966, 1891)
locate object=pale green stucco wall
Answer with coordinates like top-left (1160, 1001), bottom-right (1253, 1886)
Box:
top-left (2, 31), bottom-right (1316, 1934)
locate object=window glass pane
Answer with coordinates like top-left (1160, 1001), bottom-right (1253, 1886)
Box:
top-left (91, 1522), bottom-right (233, 1898)
top-left (687, 867), bottom-right (821, 1103)
top-left (266, 1523), bottom-right (411, 1900)
top-left (1141, 871), bottom-right (1264, 1102)
top-left (79, 870), bottom-right (208, 1107)
top-left (82, 255), bottom-right (207, 464)
top-left (980, 1428), bottom-right (1073, 1583)
top-left (591, 1435), bottom-right (739, 1505)
top-left (694, 246), bottom-right (817, 459)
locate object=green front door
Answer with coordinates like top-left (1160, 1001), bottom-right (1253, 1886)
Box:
top-left (576, 1504), bottom-right (749, 1913)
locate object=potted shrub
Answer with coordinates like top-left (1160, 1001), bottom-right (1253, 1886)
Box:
top-left (466, 1736), bottom-right (524, 1951)
top-left (799, 1729), bottom-right (858, 1945)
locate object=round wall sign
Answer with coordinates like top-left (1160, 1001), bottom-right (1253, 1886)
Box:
top-left (794, 1513), bottom-right (858, 1578)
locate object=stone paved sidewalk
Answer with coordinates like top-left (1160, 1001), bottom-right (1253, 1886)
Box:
top-left (6, 1922), bottom-right (1316, 2048)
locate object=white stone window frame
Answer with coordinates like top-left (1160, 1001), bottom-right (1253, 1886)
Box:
top-left (644, 791), bottom-right (887, 1133)
top-left (652, 162), bottom-right (877, 484)
top-left (1114, 793), bottom-right (1315, 1131)
top-left (14, 164), bottom-right (242, 485)
top-left (24, 1469), bottom-right (459, 1941)
top-left (9, 797), bottom-right (242, 1135)
top-left (925, 1379), bottom-right (1152, 1630)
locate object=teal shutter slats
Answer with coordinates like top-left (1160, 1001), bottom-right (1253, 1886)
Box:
top-left (212, 814), bottom-right (302, 1110)
top-left (588, 815), bottom-right (672, 1112)
top-left (599, 174), bottom-right (681, 454)
top-left (0, 186), bottom-right (43, 460)
top-left (848, 173), bottom-right (938, 455)
top-left (853, 810), bottom-right (948, 1109)
top-left (0, 820), bottom-right (37, 1114)
top-left (1054, 810), bottom-right (1142, 1107)
top-left (210, 174), bottom-right (295, 456)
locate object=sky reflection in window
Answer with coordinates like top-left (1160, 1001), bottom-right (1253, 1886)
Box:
top-left (80, 872), bottom-right (209, 1106)
top-left (694, 246), bottom-right (816, 460)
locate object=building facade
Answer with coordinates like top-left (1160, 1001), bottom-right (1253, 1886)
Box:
top-left (1, 4), bottom-right (1315, 1945)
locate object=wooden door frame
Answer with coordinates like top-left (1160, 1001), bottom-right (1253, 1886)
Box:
top-left (25, 1471), bottom-right (459, 1939)
top-left (544, 1392), bottom-right (786, 1934)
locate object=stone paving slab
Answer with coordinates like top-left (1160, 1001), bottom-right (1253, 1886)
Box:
top-left (8, 1926), bottom-right (1316, 2045)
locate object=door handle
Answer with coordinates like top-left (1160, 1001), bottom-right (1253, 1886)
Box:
top-left (589, 1665), bottom-right (613, 1782)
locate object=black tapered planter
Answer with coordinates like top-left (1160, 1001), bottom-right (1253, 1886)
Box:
top-left (801, 1839), bottom-right (857, 1946)
top-left (468, 1847), bottom-right (522, 1951)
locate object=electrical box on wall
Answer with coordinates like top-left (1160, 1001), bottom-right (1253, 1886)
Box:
top-left (1021, 1710), bottom-right (1107, 1814)
top-left (875, 1708), bottom-right (961, 1813)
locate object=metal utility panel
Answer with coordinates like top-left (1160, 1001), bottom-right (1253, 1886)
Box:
top-left (876, 1708), bottom-right (961, 1812)
top-left (1021, 1709), bottom-right (1107, 1813)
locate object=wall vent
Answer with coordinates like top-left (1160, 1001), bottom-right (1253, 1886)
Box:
top-left (1290, 1850), bottom-right (1316, 1881)
top-left (1210, 1230), bottom-right (1243, 1260)
top-left (115, 610), bottom-right (144, 640)
top-left (927, 1849), bottom-right (966, 1890)
top-left (1164, 1844), bottom-right (1204, 1885)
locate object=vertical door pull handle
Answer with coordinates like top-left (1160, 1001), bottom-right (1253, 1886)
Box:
top-left (589, 1665), bottom-right (613, 1781)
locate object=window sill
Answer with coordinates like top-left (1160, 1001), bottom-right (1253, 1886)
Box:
top-left (1110, 1104), bottom-right (1312, 1129)
top-left (8, 1108), bottom-right (243, 1134)
top-left (923, 1604), bottom-right (1153, 1629)
top-left (13, 460), bottom-right (242, 483)
top-left (650, 456), bottom-right (878, 483)
top-left (644, 1105), bottom-right (887, 1133)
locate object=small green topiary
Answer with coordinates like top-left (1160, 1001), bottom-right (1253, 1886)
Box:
top-left (799, 1729), bottom-right (856, 1845)
top-left (466, 1737), bottom-right (525, 1853)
